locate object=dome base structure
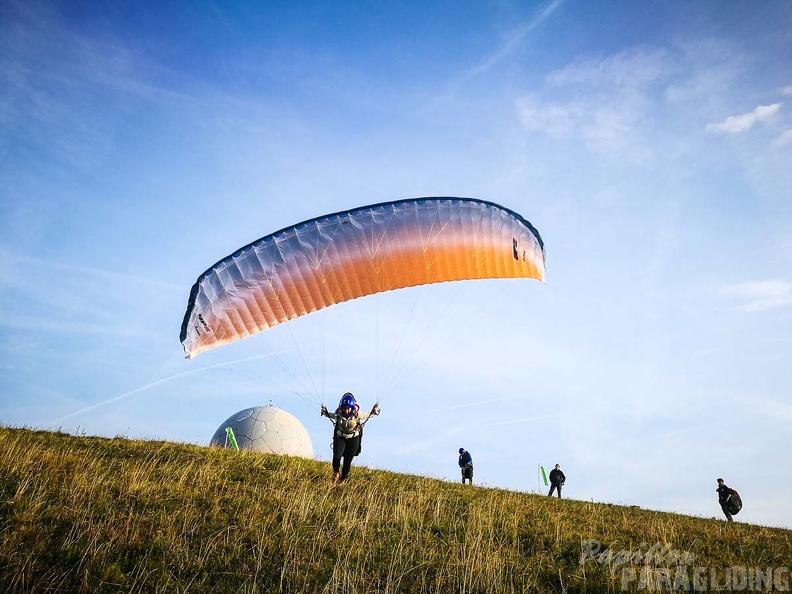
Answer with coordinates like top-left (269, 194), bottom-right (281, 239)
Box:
top-left (210, 406), bottom-right (314, 459)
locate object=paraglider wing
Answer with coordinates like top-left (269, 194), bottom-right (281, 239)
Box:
top-left (180, 197), bottom-right (545, 359)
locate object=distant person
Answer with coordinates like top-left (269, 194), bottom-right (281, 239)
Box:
top-left (458, 448), bottom-right (473, 485)
top-left (548, 464), bottom-right (566, 498)
top-left (321, 392), bottom-right (379, 484)
top-left (716, 478), bottom-right (735, 522)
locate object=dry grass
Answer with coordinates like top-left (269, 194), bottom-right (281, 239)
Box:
top-left (0, 427), bottom-right (789, 593)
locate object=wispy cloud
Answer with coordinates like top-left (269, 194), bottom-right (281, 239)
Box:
top-left (773, 129), bottom-right (792, 147)
top-left (706, 103), bottom-right (782, 134)
top-left (517, 91), bottom-right (645, 156)
top-left (722, 279), bottom-right (792, 312)
top-left (0, 251), bottom-right (183, 292)
top-left (547, 47), bottom-right (670, 88)
top-left (44, 351), bottom-right (293, 424)
top-left (517, 46), bottom-right (671, 156)
top-left (737, 396), bottom-right (792, 422)
top-left (0, 250), bottom-right (183, 339)
top-left (756, 399), bottom-right (792, 422)
top-left (453, 0), bottom-right (564, 87)
top-left (0, 1), bottom-right (203, 174)
top-left (485, 412), bottom-right (565, 428)
top-left (518, 100), bottom-right (583, 137)
top-left (782, 86), bottom-right (792, 96)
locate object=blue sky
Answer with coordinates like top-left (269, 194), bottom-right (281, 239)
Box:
top-left (1, 0), bottom-right (791, 529)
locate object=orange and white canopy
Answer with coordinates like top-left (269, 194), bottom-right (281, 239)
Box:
top-left (180, 197), bottom-right (545, 359)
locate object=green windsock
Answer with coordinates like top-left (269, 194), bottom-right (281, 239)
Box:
top-left (225, 426), bottom-right (240, 452)
top-left (540, 465), bottom-right (549, 487)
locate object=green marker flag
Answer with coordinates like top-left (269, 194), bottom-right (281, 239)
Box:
top-left (225, 426), bottom-right (240, 452)
top-left (540, 465), bottom-right (549, 487)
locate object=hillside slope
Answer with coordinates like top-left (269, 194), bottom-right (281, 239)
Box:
top-left (1, 427), bottom-right (789, 593)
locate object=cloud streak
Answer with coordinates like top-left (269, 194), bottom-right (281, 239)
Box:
top-left (756, 399), bottom-right (792, 422)
top-left (773, 129), bottom-right (792, 147)
top-left (485, 412), bottom-right (566, 428)
top-left (516, 46), bottom-right (671, 156)
top-left (722, 279), bottom-right (792, 312)
top-left (706, 103), bottom-right (781, 134)
top-left (45, 351), bottom-right (293, 424)
top-left (0, 251), bottom-right (183, 292)
top-left (547, 46), bottom-right (670, 88)
top-left (453, 0), bottom-right (564, 87)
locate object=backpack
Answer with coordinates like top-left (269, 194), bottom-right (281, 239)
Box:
top-left (355, 425), bottom-right (363, 456)
top-left (727, 489), bottom-right (743, 515)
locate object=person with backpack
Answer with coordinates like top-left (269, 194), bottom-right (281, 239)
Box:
top-left (458, 448), bottom-right (473, 484)
top-left (548, 464), bottom-right (566, 498)
top-left (716, 478), bottom-right (739, 522)
top-left (321, 392), bottom-right (379, 484)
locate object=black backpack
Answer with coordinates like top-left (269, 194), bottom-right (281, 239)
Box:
top-left (727, 489), bottom-right (743, 515)
top-left (355, 425), bottom-right (363, 456)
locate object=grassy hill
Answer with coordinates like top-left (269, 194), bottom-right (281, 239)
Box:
top-left (1, 427), bottom-right (789, 593)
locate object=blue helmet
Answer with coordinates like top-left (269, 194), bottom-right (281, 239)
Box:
top-left (340, 392), bottom-right (356, 408)
top-left (459, 448), bottom-right (465, 455)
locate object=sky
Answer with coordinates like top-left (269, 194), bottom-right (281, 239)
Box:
top-left (1, 0), bottom-right (790, 530)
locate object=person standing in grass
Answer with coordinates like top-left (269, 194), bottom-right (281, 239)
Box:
top-left (321, 392), bottom-right (379, 484)
top-left (458, 448), bottom-right (473, 484)
top-left (716, 478), bottom-right (735, 522)
top-left (548, 464), bottom-right (566, 498)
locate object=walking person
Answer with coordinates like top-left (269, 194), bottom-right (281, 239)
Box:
top-left (458, 448), bottom-right (473, 485)
top-left (716, 478), bottom-right (736, 522)
top-left (321, 392), bottom-right (379, 484)
top-left (548, 464), bottom-right (566, 498)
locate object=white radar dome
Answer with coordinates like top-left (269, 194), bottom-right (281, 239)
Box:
top-left (210, 405), bottom-right (314, 459)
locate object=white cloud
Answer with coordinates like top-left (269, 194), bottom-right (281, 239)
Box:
top-left (517, 99), bottom-right (583, 137)
top-left (516, 47), bottom-right (670, 157)
top-left (705, 103), bottom-right (782, 134)
top-left (782, 86), bottom-right (792, 96)
top-left (754, 399), bottom-right (792, 422)
top-left (547, 47), bottom-right (669, 89)
top-left (736, 396), bottom-right (792, 422)
top-left (663, 38), bottom-right (744, 106)
top-left (773, 129), bottom-right (792, 147)
top-left (516, 93), bottom-right (646, 155)
top-left (581, 107), bottom-right (635, 153)
top-left (722, 279), bottom-right (792, 312)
